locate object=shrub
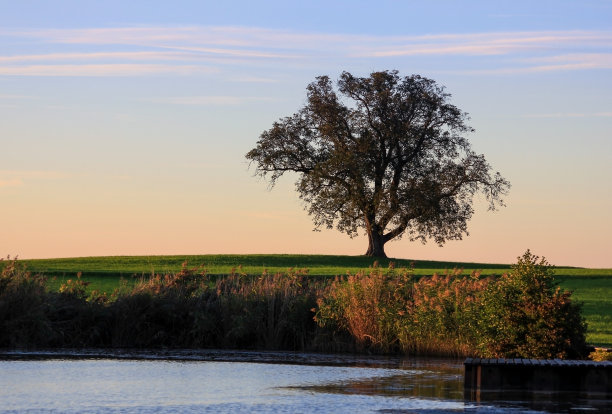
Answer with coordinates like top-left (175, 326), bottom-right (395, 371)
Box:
top-left (315, 251), bottom-right (588, 359)
top-left (46, 290), bottom-right (111, 347)
top-left (58, 272), bottom-right (90, 300)
top-left (0, 258), bottom-right (53, 347)
top-left (478, 250), bottom-right (587, 359)
top-left (589, 348), bottom-right (612, 361)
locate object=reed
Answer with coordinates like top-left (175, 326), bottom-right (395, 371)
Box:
top-left (0, 258), bottom-right (52, 347)
top-left (315, 251), bottom-right (587, 358)
top-left (0, 252), bottom-right (588, 358)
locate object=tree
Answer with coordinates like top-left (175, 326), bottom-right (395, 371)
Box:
top-left (246, 70), bottom-right (510, 258)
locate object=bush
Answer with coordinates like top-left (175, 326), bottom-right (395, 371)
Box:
top-left (478, 250), bottom-right (587, 359)
top-left (589, 348), bottom-right (612, 361)
top-left (0, 258), bottom-right (53, 347)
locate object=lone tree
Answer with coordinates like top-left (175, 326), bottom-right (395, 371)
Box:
top-left (246, 71), bottom-right (510, 258)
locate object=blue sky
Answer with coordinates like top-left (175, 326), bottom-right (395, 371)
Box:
top-left (1, 1), bottom-right (611, 267)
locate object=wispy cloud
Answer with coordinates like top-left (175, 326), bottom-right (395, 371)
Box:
top-left (360, 31), bottom-right (612, 57)
top-left (239, 210), bottom-right (295, 220)
top-left (0, 178), bottom-right (23, 188)
top-left (0, 94), bottom-right (35, 107)
top-left (4, 26), bottom-right (346, 50)
top-left (150, 96), bottom-right (275, 105)
top-left (0, 64), bottom-right (216, 77)
top-left (8, 26), bottom-right (610, 55)
top-left (0, 51), bottom-right (202, 63)
top-left (0, 170), bottom-right (70, 187)
top-left (1, 26), bottom-right (611, 76)
top-left (467, 53), bottom-right (612, 74)
top-left (523, 53), bottom-right (612, 71)
top-left (0, 171), bottom-right (59, 188)
top-left (231, 76), bottom-right (279, 83)
top-left (0, 94), bottom-right (37, 99)
top-left (524, 112), bottom-right (612, 118)
top-left (1, 170), bottom-right (70, 178)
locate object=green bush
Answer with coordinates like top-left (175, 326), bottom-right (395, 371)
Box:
top-left (478, 250), bottom-right (587, 359)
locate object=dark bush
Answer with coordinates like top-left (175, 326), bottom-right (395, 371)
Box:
top-left (0, 258), bottom-right (53, 347)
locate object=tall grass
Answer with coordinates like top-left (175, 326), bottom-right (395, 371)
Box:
top-left (0, 253), bottom-right (588, 358)
top-left (315, 251), bottom-right (587, 359)
top-left (0, 259), bottom-right (52, 347)
top-left (88, 264), bottom-right (324, 350)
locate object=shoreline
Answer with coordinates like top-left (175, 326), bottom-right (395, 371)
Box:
top-left (0, 348), bottom-right (464, 368)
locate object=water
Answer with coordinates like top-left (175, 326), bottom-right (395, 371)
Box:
top-left (0, 350), bottom-right (608, 413)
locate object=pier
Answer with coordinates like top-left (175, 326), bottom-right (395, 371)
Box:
top-left (464, 357), bottom-right (612, 402)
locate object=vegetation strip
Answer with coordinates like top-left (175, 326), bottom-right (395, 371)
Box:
top-left (1, 251), bottom-right (598, 357)
top-left (4, 253), bottom-right (609, 348)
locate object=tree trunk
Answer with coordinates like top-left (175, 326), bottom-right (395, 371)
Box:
top-left (365, 228), bottom-right (387, 258)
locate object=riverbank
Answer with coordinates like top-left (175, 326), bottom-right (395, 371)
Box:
top-left (0, 252), bottom-right (589, 358)
top-left (3, 253), bottom-right (610, 347)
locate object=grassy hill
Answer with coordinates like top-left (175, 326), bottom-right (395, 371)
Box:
top-left (5, 253), bottom-right (586, 277)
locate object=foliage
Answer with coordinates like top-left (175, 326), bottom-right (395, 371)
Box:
top-left (58, 272), bottom-right (90, 300)
top-left (478, 250), bottom-right (587, 359)
top-left (0, 258), bottom-right (111, 348)
top-left (214, 269), bottom-right (322, 350)
top-left (101, 265), bottom-right (322, 350)
top-left (315, 267), bottom-right (491, 356)
top-left (17, 253), bottom-right (603, 346)
top-left (400, 271), bottom-right (491, 356)
top-left (315, 264), bottom-right (413, 353)
top-left (246, 70), bottom-right (510, 257)
top-left (0, 253), bottom-right (591, 358)
top-left (315, 251), bottom-right (588, 358)
top-left (0, 257), bottom-right (52, 347)
top-left (589, 348), bottom-right (612, 361)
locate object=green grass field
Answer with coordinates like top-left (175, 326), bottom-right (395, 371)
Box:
top-left (5, 254), bottom-right (611, 347)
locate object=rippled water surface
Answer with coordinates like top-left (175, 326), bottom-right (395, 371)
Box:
top-left (0, 350), bottom-right (608, 413)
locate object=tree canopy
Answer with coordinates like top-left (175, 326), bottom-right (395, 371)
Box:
top-left (246, 70), bottom-right (510, 257)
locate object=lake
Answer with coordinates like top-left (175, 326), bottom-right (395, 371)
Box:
top-left (0, 349), bottom-right (609, 413)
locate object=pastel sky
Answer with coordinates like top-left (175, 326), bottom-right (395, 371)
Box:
top-left (1, 0), bottom-right (611, 267)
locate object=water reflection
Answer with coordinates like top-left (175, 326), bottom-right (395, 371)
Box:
top-left (0, 349), bottom-right (609, 413)
top-left (285, 372), bottom-right (463, 400)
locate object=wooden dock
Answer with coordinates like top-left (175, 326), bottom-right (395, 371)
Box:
top-left (464, 357), bottom-right (612, 401)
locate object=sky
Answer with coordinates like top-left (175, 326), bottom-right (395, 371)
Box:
top-left (1, 0), bottom-right (611, 267)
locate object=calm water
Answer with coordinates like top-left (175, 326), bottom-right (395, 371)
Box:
top-left (0, 350), bottom-right (608, 413)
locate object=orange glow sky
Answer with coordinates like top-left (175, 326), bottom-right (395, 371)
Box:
top-left (1, 1), bottom-right (611, 267)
